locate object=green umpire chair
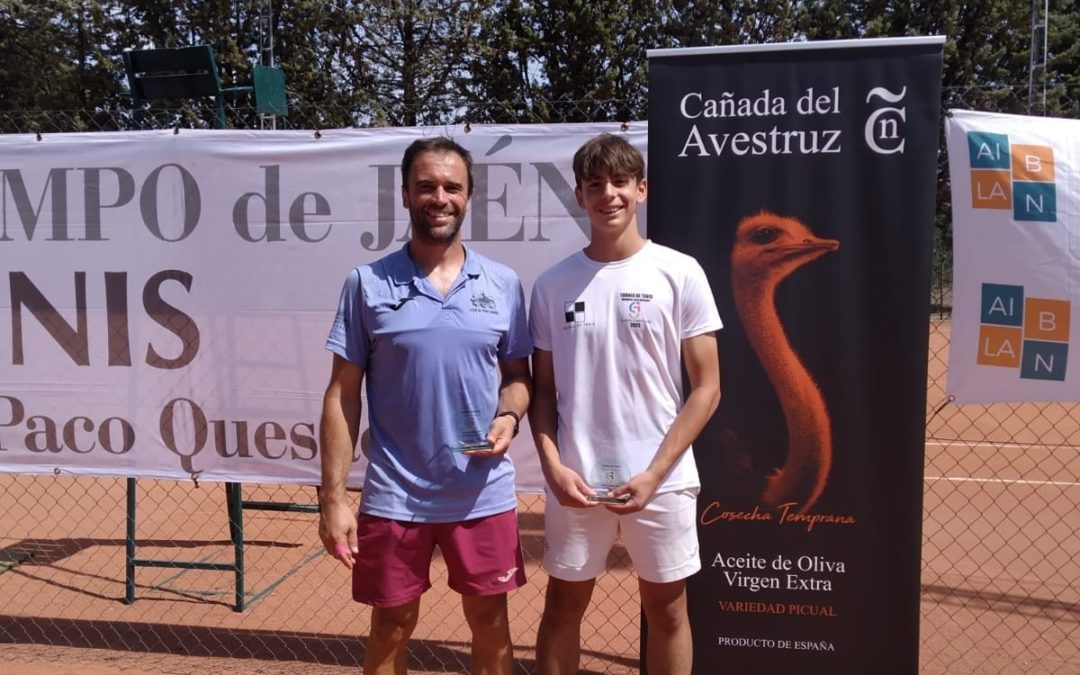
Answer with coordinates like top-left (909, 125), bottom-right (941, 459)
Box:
top-left (123, 45), bottom-right (287, 129)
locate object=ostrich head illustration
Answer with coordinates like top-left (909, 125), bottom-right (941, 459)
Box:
top-left (730, 210), bottom-right (839, 514)
top-left (732, 211), bottom-right (840, 290)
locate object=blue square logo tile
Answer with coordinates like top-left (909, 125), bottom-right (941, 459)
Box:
top-left (1020, 340), bottom-right (1068, 381)
top-left (968, 132), bottom-right (1010, 169)
top-left (1013, 182), bottom-right (1057, 222)
top-left (981, 283), bottom-right (1024, 326)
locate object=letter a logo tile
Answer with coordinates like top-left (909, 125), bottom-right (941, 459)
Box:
top-left (971, 170), bottom-right (1012, 210)
top-left (980, 283), bottom-right (1023, 326)
top-left (977, 325), bottom-right (1022, 368)
top-left (968, 132), bottom-right (1010, 169)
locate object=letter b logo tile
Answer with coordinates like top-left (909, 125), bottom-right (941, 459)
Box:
top-left (1024, 298), bottom-right (1070, 342)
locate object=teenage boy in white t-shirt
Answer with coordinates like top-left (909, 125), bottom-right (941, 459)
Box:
top-left (528, 133), bottom-right (722, 675)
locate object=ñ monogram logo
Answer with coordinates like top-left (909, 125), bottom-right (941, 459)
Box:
top-left (864, 86), bottom-right (907, 155)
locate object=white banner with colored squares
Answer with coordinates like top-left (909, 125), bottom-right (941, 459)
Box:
top-left (946, 109), bottom-right (1080, 403)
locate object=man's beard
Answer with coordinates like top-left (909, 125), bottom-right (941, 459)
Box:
top-left (411, 209), bottom-right (465, 245)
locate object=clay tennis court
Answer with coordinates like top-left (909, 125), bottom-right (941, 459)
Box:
top-left (918, 323), bottom-right (1080, 674)
top-left (0, 485), bottom-right (641, 675)
top-left (2, 321), bottom-right (1078, 674)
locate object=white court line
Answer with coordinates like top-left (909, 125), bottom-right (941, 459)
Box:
top-left (924, 440), bottom-right (1080, 487)
top-left (925, 440), bottom-right (1080, 451)
top-left (924, 475), bottom-right (1080, 488)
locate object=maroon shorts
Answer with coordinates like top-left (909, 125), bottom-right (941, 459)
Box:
top-left (352, 508), bottom-right (526, 608)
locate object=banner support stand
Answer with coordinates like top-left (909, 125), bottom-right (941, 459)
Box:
top-left (123, 478), bottom-right (319, 612)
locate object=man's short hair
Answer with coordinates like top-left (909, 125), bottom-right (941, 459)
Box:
top-left (401, 136), bottom-right (474, 195)
top-left (572, 133), bottom-right (645, 187)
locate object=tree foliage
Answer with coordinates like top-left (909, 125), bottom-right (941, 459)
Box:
top-left (0, 1), bottom-right (1074, 305)
top-left (0, 0), bottom-right (1077, 132)
top-left (0, 0), bottom-right (129, 130)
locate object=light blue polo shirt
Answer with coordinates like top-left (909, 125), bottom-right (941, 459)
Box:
top-left (326, 244), bottom-right (531, 522)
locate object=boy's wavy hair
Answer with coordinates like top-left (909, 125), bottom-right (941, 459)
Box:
top-left (572, 133), bottom-right (645, 187)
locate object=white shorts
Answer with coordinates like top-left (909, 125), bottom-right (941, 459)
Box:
top-left (543, 488), bottom-right (701, 584)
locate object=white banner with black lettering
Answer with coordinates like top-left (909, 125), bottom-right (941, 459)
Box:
top-left (0, 123), bottom-right (646, 489)
top-left (946, 110), bottom-right (1080, 403)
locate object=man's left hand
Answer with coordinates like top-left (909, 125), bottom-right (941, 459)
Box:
top-left (465, 414), bottom-right (517, 456)
top-left (603, 472), bottom-right (661, 514)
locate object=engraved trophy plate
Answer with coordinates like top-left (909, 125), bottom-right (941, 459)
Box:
top-left (588, 462), bottom-right (631, 503)
top-left (455, 408), bottom-right (493, 453)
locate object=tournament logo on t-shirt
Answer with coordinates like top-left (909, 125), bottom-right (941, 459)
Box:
top-left (620, 292), bottom-right (653, 328)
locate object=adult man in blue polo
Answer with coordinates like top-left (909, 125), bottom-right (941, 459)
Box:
top-left (318, 136), bottom-right (532, 675)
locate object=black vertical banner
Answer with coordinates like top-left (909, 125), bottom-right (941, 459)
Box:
top-left (647, 38), bottom-right (944, 673)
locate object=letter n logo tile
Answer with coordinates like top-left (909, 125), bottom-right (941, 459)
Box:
top-left (1013, 182), bottom-right (1056, 222)
top-left (1021, 341), bottom-right (1068, 381)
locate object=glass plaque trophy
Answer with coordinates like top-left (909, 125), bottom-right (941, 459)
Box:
top-left (456, 408), bottom-right (493, 453)
top-left (587, 462), bottom-right (631, 503)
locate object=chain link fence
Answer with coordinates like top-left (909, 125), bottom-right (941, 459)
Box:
top-left (0, 479), bottom-right (635, 674)
top-left (2, 86), bottom-right (1079, 674)
top-left (0, 91), bottom-right (644, 134)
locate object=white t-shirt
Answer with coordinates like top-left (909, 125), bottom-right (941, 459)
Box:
top-left (529, 241), bottom-right (723, 493)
